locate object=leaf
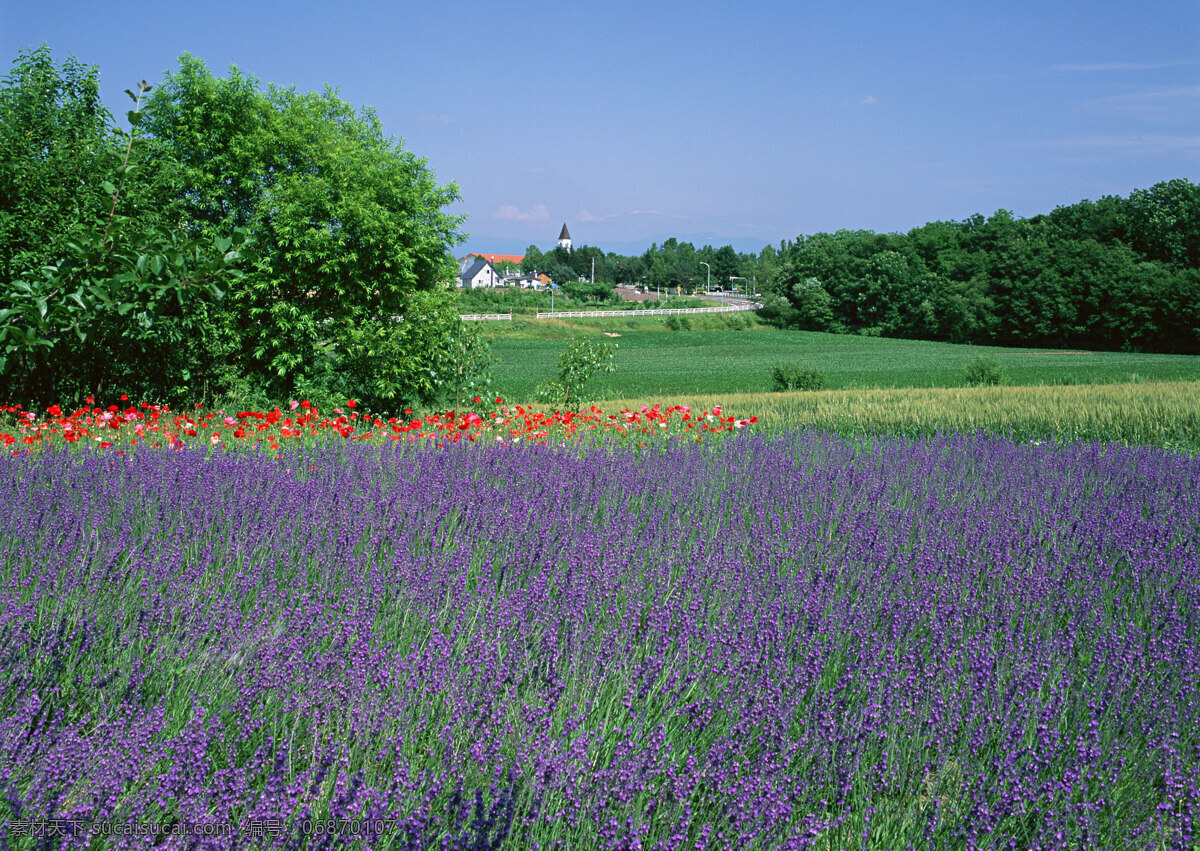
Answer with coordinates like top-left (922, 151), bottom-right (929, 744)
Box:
top-left (117, 303), bottom-right (134, 316)
top-left (100, 180), bottom-right (118, 196)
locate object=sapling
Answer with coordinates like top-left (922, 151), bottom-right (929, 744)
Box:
top-left (535, 339), bottom-right (617, 408)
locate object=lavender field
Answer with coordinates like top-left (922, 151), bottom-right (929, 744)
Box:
top-left (1, 431), bottom-right (1197, 849)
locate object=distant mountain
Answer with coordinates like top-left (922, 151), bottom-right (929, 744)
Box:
top-left (460, 233), bottom-right (771, 258)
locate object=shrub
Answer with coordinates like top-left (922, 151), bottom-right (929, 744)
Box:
top-left (771, 363), bottom-right (826, 391)
top-left (535, 340), bottom-right (617, 408)
top-left (664, 315), bottom-right (692, 332)
top-left (963, 355), bottom-right (1005, 386)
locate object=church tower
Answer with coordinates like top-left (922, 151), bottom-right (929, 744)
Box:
top-left (557, 223), bottom-right (572, 252)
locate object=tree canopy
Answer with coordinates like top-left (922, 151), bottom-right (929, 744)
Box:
top-left (1, 48), bottom-right (473, 409)
top-left (140, 55), bottom-right (466, 406)
top-left (759, 183), bottom-right (1200, 353)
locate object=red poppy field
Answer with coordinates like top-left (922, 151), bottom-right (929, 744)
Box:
top-left (0, 396), bottom-right (759, 455)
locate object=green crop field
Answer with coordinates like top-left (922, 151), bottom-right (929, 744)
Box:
top-left (488, 326), bottom-right (1200, 402)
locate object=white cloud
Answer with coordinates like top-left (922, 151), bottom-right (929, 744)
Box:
top-left (860, 95), bottom-right (878, 106)
top-left (1081, 86), bottom-right (1200, 118)
top-left (493, 204), bottom-right (550, 222)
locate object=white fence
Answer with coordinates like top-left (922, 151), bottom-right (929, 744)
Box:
top-left (455, 299), bottom-right (760, 321)
top-left (535, 303), bottom-right (756, 319)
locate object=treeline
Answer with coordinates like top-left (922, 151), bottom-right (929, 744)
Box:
top-left (1, 46), bottom-right (480, 410)
top-left (517, 183), bottom-right (1198, 354)
top-left (760, 182), bottom-right (1200, 353)
top-left (520, 241), bottom-right (770, 292)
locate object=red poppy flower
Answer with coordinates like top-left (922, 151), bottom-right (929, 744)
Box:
top-left (46, 405), bottom-right (62, 417)
top-left (346, 400), bottom-right (357, 409)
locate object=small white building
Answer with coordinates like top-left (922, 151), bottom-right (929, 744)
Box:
top-left (506, 273), bottom-right (544, 290)
top-left (457, 256), bottom-right (504, 289)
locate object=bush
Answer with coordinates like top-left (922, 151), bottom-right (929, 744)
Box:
top-left (771, 363), bottom-right (826, 391)
top-left (535, 340), bottom-right (617, 408)
top-left (723, 312), bottom-right (752, 331)
top-left (964, 355), bottom-right (1005, 386)
top-left (664, 316), bottom-right (692, 331)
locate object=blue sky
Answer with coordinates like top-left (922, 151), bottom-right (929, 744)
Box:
top-left (3, 1), bottom-right (1198, 255)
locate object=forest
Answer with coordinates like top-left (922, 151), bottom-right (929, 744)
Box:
top-left (528, 180), bottom-right (1199, 354)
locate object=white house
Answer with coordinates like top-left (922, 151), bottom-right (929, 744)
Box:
top-left (457, 256), bottom-right (504, 289)
top-left (506, 273), bottom-right (544, 290)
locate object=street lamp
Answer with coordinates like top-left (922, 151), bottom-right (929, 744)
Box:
top-left (699, 262), bottom-right (710, 294)
top-left (730, 276), bottom-right (748, 296)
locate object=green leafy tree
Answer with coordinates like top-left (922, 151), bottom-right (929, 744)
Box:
top-left (642, 238), bottom-right (698, 290)
top-left (535, 340), bottom-right (617, 408)
top-left (442, 320), bottom-right (496, 408)
top-left (790, 277), bottom-right (837, 331)
top-left (711, 244), bottom-right (741, 286)
top-left (140, 55), bottom-right (465, 404)
top-left (0, 58), bottom-right (253, 404)
top-left (562, 279), bottom-right (615, 302)
top-left (521, 244), bottom-right (545, 275)
top-left (755, 292), bottom-right (799, 328)
top-left (306, 290), bottom-right (492, 413)
top-left (548, 261), bottom-right (578, 286)
top-left (0, 46), bottom-right (117, 285)
top-left (753, 243), bottom-right (780, 290)
top-left (1120, 179), bottom-right (1200, 268)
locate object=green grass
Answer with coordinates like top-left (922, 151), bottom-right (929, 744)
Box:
top-left (488, 326), bottom-right (1200, 402)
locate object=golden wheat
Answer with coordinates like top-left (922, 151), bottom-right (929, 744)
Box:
top-left (595, 381), bottom-right (1200, 448)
